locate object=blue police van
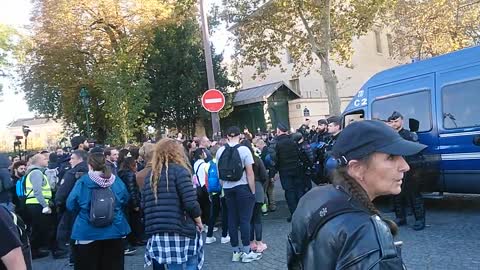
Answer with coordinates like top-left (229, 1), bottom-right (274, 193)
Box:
top-left (342, 46), bottom-right (480, 194)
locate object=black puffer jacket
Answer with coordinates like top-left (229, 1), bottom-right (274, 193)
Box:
top-left (118, 169), bottom-right (140, 209)
top-left (273, 134), bottom-right (299, 172)
top-left (288, 185), bottom-right (405, 270)
top-left (142, 163), bottom-right (201, 239)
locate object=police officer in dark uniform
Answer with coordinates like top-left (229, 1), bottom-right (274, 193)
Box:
top-left (388, 111), bottom-right (426, 230)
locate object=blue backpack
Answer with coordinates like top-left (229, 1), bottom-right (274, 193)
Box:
top-left (16, 175), bottom-right (30, 199)
top-left (207, 160), bottom-right (221, 193)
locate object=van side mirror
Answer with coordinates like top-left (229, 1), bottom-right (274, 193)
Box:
top-left (409, 118), bottom-right (420, 132)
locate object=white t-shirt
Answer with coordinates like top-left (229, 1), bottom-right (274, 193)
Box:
top-left (193, 159), bottom-right (208, 187)
top-left (215, 142), bottom-right (254, 189)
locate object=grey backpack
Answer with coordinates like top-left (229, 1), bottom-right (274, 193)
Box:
top-left (89, 187), bottom-right (115, 227)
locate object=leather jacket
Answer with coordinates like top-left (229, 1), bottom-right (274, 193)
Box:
top-left (288, 184), bottom-right (405, 270)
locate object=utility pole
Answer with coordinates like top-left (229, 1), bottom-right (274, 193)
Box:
top-left (199, 0), bottom-right (221, 137)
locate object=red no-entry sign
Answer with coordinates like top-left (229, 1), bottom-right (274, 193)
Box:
top-left (201, 89), bottom-right (225, 112)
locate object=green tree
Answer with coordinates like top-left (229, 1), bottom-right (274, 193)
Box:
top-left (20, 0), bottom-right (192, 144)
top-left (145, 18), bottom-right (235, 137)
top-left (0, 24), bottom-right (20, 97)
top-left (219, 0), bottom-right (393, 115)
top-left (390, 0), bottom-right (480, 60)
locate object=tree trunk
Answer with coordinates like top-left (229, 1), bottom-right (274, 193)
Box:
top-left (319, 56), bottom-right (341, 116)
top-left (315, 0), bottom-right (341, 116)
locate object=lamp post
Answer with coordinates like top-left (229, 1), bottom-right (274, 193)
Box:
top-left (22, 125), bottom-right (31, 152)
top-left (79, 87), bottom-right (91, 137)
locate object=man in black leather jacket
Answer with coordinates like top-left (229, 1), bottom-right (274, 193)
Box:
top-left (270, 123), bottom-right (303, 221)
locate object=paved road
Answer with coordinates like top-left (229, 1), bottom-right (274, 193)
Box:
top-left (33, 185), bottom-right (480, 270)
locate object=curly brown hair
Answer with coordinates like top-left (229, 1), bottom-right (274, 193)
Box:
top-left (150, 138), bottom-right (192, 203)
top-left (333, 156), bottom-right (399, 236)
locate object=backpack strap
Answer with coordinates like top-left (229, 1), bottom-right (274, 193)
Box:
top-left (194, 162), bottom-right (205, 184)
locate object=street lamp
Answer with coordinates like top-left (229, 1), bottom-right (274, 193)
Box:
top-left (79, 87), bottom-right (91, 137)
top-left (22, 125), bottom-right (31, 153)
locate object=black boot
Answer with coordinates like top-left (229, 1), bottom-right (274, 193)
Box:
top-left (413, 219), bottom-right (425, 230)
top-left (412, 193), bottom-right (425, 231)
top-left (52, 249), bottom-right (69, 259)
top-left (32, 249), bottom-right (50, 259)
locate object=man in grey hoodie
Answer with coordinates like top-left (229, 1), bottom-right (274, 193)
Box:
top-left (25, 154), bottom-right (53, 259)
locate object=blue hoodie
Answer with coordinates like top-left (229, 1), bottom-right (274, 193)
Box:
top-left (67, 173), bottom-right (131, 241)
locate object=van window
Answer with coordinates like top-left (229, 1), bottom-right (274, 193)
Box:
top-left (371, 90), bottom-right (431, 132)
top-left (442, 79), bottom-right (480, 129)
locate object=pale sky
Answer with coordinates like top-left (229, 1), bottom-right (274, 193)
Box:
top-left (0, 0), bottom-right (233, 128)
top-left (0, 0), bottom-right (34, 128)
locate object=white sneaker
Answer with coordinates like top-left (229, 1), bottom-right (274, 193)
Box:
top-left (232, 252), bottom-right (243, 262)
top-left (205, 236), bottom-right (216, 244)
top-left (212, 226), bottom-right (218, 232)
top-left (241, 251), bottom-right (262, 263)
top-left (221, 235), bottom-right (230, 244)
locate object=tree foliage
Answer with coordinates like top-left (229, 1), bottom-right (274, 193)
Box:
top-left (20, 0), bottom-right (192, 144)
top-left (145, 18), bottom-right (235, 137)
top-left (0, 24), bottom-right (21, 96)
top-left (219, 0), bottom-right (393, 115)
top-left (390, 0), bottom-right (480, 60)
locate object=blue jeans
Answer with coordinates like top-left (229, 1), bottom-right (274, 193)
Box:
top-left (279, 170), bottom-right (305, 215)
top-left (224, 184), bottom-right (255, 251)
top-left (159, 254), bottom-right (198, 270)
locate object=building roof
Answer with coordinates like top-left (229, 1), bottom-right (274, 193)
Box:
top-left (7, 117), bottom-right (56, 128)
top-left (233, 81), bottom-right (300, 106)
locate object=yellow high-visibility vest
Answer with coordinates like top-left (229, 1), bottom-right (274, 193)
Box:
top-left (25, 170), bottom-right (52, 205)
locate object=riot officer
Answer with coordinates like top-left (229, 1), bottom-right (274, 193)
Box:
top-left (388, 111), bottom-right (426, 230)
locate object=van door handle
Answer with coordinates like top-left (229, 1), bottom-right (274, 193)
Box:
top-left (474, 135), bottom-right (480, 146)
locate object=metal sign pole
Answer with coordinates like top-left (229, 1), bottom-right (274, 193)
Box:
top-left (200, 0), bottom-right (221, 137)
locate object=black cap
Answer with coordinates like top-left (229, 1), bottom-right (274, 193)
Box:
top-left (48, 153), bottom-right (58, 163)
top-left (327, 116), bottom-right (341, 125)
top-left (71, 135), bottom-right (86, 150)
top-left (277, 122), bottom-right (289, 132)
top-left (89, 146), bottom-right (104, 154)
top-left (318, 119), bottom-right (328, 125)
top-left (387, 111), bottom-right (403, 122)
top-left (332, 120), bottom-right (426, 164)
top-left (226, 126), bottom-right (241, 137)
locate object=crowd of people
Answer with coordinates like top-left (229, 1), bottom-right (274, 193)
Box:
top-left (0, 111), bottom-right (426, 270)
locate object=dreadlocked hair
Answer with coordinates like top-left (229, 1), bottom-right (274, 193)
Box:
top-left (151, 138), bottom-right (192, 203)
top-left (332, 157), bottom-right (399, 236)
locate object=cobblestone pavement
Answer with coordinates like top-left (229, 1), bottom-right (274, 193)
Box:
top-left (33, 185), bottom-right (480, 270)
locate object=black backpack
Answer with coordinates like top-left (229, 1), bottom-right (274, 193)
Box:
top-left (218, 144), bottom-right (244, 182)
top-left (89, 187), bottom-right (116, 227)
